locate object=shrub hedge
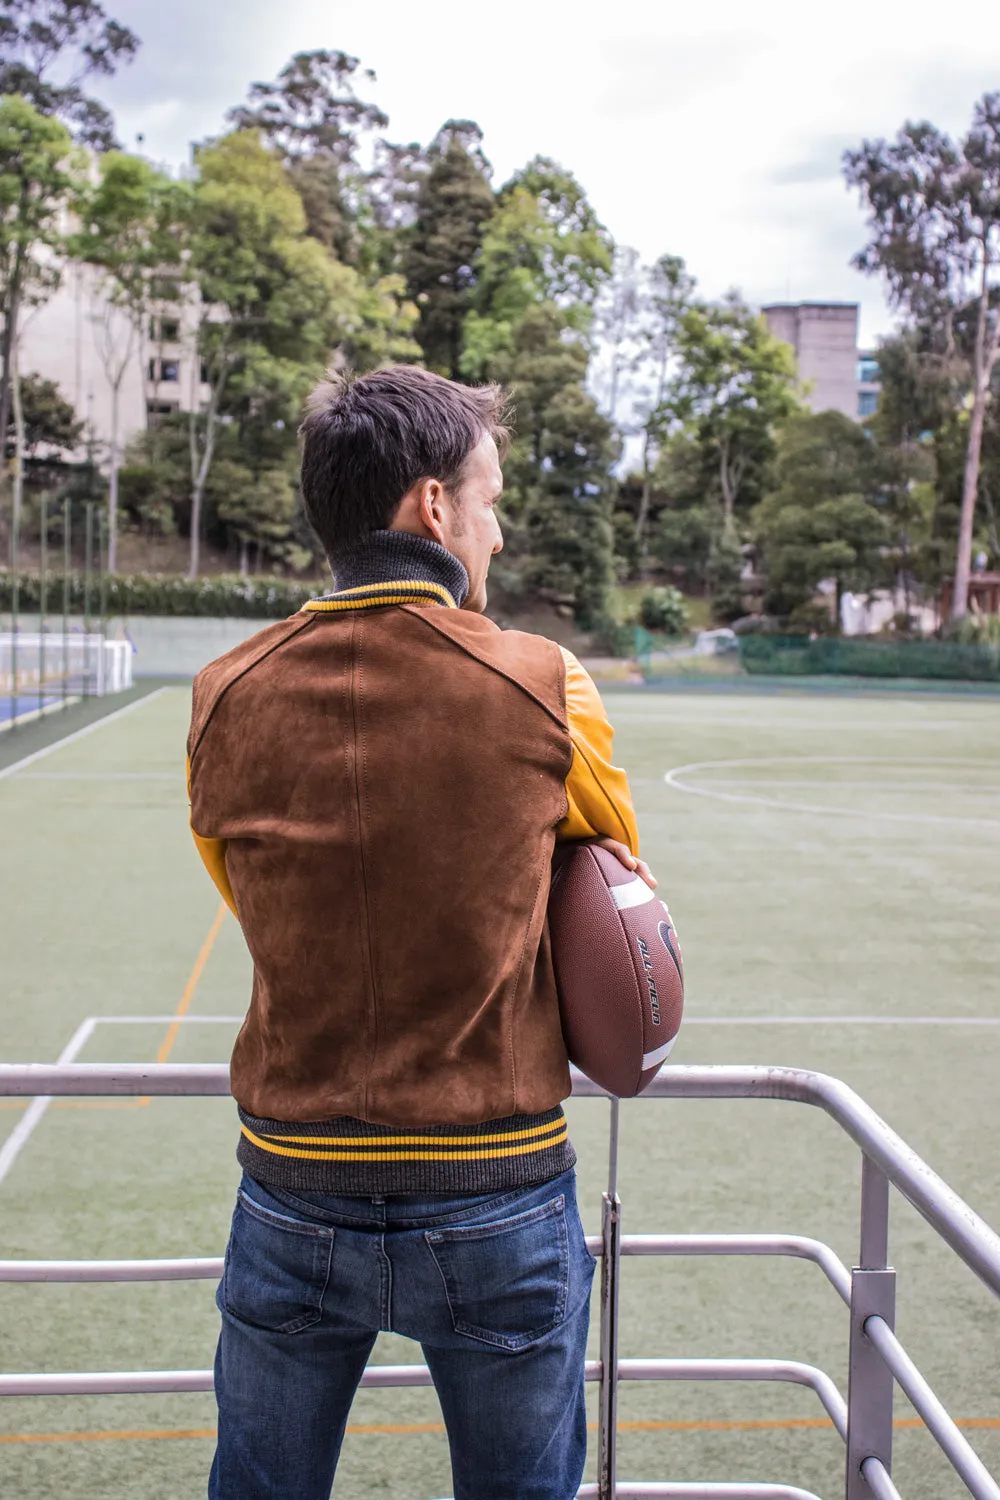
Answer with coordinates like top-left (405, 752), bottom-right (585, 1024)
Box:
top-left (0, 570), bottom-right (325, 619)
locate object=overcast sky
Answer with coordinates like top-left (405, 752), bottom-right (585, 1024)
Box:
top-left (98, 0), bottom-right (1000, 348)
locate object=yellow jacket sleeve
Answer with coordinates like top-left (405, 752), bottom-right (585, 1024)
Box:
top-left (556, 648), bottom-right (640, 855)
top-left (187, 756), bottom-right (239, 919)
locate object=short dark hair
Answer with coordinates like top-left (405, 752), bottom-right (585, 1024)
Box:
top-left (299, 365), bottom-right (510, 559)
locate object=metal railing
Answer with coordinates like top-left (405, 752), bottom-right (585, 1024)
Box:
top-left (1, 1062), bottom-right (999, 1500)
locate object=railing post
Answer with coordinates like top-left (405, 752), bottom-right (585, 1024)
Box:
top-left (846, 1156), bottom-right (896, 1500)
top-left (598, 1098), bottom-right (622, 1500)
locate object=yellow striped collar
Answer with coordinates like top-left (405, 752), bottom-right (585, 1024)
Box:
top-left (301, 579), bottom-right (457, 613)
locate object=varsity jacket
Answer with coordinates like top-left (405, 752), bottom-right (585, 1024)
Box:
top-left (187, 530), bottom-right (639, 1194)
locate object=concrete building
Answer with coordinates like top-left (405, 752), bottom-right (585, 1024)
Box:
top-left (17, 259), bottom-right (209, 454)
top-left (761, 302), bottom-right (880, 422)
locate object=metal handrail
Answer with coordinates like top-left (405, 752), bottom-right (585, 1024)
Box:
top-left (0, 1233), bottom-right (852, 1303)
top-left (863, 1315), bottom-right (1000, 1498)
top-left (1, 1062), bottom-right (999, 1500)
top-left (2, 1063), bottom-right (997, 1299)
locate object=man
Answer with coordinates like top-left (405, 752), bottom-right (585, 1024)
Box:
top-left (187, 365), bottom-right (654, 1500)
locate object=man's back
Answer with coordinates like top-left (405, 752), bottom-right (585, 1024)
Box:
top-left (189, 598), bottom-right (575, 1128)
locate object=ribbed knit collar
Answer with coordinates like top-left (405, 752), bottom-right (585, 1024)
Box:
top-left (328, 530), bottom-right (469, 608)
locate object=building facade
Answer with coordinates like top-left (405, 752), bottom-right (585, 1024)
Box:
top-left (17, 261), bottom-right (209, 455)
top-left (761, 302), bottom-right (880, 422)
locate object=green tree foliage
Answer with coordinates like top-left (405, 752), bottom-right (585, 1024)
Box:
top-left (753, 411), bottom-right (889, 619)
top-left (0, 0), bottom-right (139, 150)
top-left (844, 93), bottom-right (1000, 618)
top-left (71, 151), bottom-right (182, 568)
top-left (461, 157), bottom-right (612, 381)
top-left (404, 120), bottom-right (494, 378)
top-left (229, 49), bottom-right (387, 263)
top-left (498, 304), bottom-right (617, 627)
top-left (8, 368), bottom-right (79, 455)
top-left (656, 294), bottom-right (801, 533)
top-left (0, 94), bottom-right (79, 518)
top-left (183, 130), bottom-right (368, 576)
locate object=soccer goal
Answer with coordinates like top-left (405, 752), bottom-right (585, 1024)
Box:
top-left (0, 632), bottom-right (132, 701)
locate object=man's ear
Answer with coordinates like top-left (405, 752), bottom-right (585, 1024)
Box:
top-left (416, 478), bottom-right (447, 544)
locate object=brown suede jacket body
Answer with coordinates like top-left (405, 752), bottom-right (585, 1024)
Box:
top-left (187, 534), bottom-right (639, 1193)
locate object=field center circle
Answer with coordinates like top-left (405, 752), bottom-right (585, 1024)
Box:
top-left (663, 755), bottom-right (1000, 829)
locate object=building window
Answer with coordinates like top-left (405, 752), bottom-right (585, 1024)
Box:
top-left (146, 401), bottom-right (177, 428)
top-left (857, 356), bottom-right (880, 384)
top-left (149, 317), bottom-right (179, 342)
top-left (858, 390), bottom-right (879, 418)
top-left (148, 358), bottom-right (181, 384)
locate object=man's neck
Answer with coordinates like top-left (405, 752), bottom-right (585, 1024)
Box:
top-left (328, 530), bottom-right (470, 608)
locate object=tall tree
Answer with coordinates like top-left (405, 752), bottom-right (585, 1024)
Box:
top-left (229, 49), bottom-right (387, 261)
top-left (844, 92), bottom-right (1000, 618)
top-left (71, 151), bottom-right (182, 569)
top-left (754, 410), bottom-right (888, 620)
top-left (460, 157), bottom-right (612, 381)
top-left (183, 131), bottom-right (355, 577)
top-left (596, 244), bottom-right (641, 424)
top-left (405, 120), bottom-right (494, 378)
top-left (0, 0), bottom-right (139, 150)
top-left (0, 95), bottom-right (77, 484)
top-left (656, 294), bottom-right (800, 533)
top-left (501, 303), bottom-right (618, 626)
top-left (633, 253), bottom-right (695, 552)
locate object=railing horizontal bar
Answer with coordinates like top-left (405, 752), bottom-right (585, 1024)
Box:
top-left (1, 1062), bottom-right (997, 1296)
top-left (577, 1487), bottom-right (824, 1499)
top-left (617, 1360), bottom-right (847, 1440)
top-left (633, 1069), bottom-right (1000, 1302)
top-left (0, 1258), bottom-right (224, 1283)
top-left (0, 1236), bottom-right (849, 1297)
top-left (0, 1358), bottom-right (844, 1424)
top-left (616, 1235), bottom-right (851, 1305)
top-left (864, 1316), bottom-right (1000, 1500)
top-left (0, 1064), bottom-right (229, 1097)
top-left (860, 1456), bottom-right (903, 1500)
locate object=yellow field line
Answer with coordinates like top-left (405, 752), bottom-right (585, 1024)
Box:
top-left (2, 1418), bottom-right (998, 1446)
top-left (134, 901), bottom-right (228, 1107)
top-left (156, 902), bottom-right (229, 1066)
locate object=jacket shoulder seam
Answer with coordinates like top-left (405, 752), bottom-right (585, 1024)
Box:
top-left (399, 606), bottom-right (569, 731)
top-left (188, 614), bottom-right (315, 763)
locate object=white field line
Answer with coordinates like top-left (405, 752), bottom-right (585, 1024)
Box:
top-left (664, 755), bottom-right (1000, 829)
top-left (0, 1014), bottom-right (242, 1187)
top-left (681, 778), bottom-right (1000, 794)
top-left (0, 696), bottom-right (81, 734)
top-left (0, 688), bottom-right (169, 783)
top-left (684, 1016), bottom-right (1000, 1025)
top-left (0, 1018), bottom-right (97, 1187)
top-left (17, 771), bottom-right (182, 781)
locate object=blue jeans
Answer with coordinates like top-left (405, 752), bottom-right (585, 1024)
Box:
top-left (209, 1167), bottom-right (595, 1500)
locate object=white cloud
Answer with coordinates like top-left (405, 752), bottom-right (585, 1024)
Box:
top-left (102, 0), bottom-right (1000, 346)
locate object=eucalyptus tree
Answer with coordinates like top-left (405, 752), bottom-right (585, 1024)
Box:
top-left (72, 152), bottom-right (182, 568)
top-left (0, 0), bottom-right (139, 150)
top-left (844, 92), bottom-right (1000, 617)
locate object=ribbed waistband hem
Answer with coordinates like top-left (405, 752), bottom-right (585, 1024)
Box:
top-left (236, 1106), bottom-right (575, 1195)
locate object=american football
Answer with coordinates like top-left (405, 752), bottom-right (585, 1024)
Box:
top-left (548, 842), bottom-right (684, 1097)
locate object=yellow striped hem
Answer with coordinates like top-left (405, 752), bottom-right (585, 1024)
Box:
top-left (240, 1123), bottom-right (569, 1163)
top-left (254, 1117), bottom-right (566, 1148)
top-left (302, 581), bottom-right (455, 612)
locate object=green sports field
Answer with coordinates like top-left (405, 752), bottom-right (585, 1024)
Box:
top-left (1, 682), bottom-right (998, 1499)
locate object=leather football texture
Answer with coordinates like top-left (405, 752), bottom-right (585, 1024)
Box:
top-left (548, 843), bottom-right (684, 1097)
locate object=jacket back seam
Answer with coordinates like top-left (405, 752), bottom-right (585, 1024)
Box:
top-left (188, 613), bottom-right (316, 764)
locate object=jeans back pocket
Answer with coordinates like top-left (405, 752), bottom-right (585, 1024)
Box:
top-left (425, 1194), bottom-right (569, 1351)
top-left (222, 1188), bottom-right (335, 1335)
